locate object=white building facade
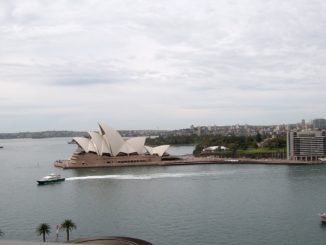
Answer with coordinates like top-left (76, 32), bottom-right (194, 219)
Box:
top-left (287, 130), bottom-right (326, 161)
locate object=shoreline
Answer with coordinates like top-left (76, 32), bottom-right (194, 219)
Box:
top-left (54, 156), bottom-right (326, 169)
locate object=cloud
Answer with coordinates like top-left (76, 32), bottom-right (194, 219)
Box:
top-left (53, 78), bottom-right (113, 86)
top-left (0, 0), bottom-right (326, 131)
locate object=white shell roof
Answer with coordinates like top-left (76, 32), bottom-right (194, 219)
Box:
top-left (126, 137), bottom-right (146, 154)
top-left (118, 142), bottom-right (137, 155)
top-left (144, 145), bottom-right (154, 155)
top-left (153, 145), bottom-right (170, 156)
top-left (89, 131), bottom-right (112, 155)
top-left (98, 123), bottom-right (125, 156)
top-left (145, 145), bottom-right (170, 157)
top-left (73, 122), bottom-right (169, 157)
top-left (73, 137), bottom-right (96, 153)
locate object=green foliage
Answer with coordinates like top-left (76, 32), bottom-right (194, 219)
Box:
top-left (61, 219), bottom-right (77, 241)
top-left (145, 135), bottom-right (200, 145)
top-left (192, 134), bottom-right (286, 157)
top-left (36, 223), bottom-right (50, 242)
top-left (256, 132), bottom-right (263, 143)
top-left (146, 134), bottom-right (265, 148)
top-left (192, 135), bottom-right (262, 155)
top-left (193, 144), bottom-right (204, 155)
top-left (145, 134), bottom-right (285, 158)
top-left (238, 148), bottom-right (280, 154)
top-left (263, 136), bottom-right (286, 149)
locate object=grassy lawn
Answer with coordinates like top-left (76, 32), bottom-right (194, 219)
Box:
top-left (238, 148), bottom-right (285, 154)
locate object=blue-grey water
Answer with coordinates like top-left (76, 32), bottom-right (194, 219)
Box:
top-left (1, 138), bottom-right (326, 244)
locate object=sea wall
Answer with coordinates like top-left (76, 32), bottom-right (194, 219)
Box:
top-left (54, 155), bottom-right (326, 169)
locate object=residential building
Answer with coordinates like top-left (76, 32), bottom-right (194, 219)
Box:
top-left (312, 118), bottom-right (326, 129)
top-left (287, 130), bottom-right (326, 161)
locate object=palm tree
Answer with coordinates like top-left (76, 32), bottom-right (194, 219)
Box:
top-left (61, 219), bottom-right (76, 242)
top-left (36, 223), bottom-right (51, 242)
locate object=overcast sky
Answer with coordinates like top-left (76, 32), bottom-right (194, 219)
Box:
top-left (1, 0), bottom-right (326, 132)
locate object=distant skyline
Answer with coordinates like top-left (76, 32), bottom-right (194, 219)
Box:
top-left (1, 0), bottom-right (326, 133)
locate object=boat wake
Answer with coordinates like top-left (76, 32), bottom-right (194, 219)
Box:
top-left (65, 171), bottom-right (229, 181)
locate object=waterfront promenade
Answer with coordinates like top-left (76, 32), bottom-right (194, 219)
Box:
top-left (54, 156), bottom-right (325, 169)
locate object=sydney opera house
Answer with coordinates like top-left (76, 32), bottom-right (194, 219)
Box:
top-left (55, 122), bottom-right (170, 168)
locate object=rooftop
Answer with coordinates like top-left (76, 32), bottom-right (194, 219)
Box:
top-left (0, 236), bottom-right (153, 245)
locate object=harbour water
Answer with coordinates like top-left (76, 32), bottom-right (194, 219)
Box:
top-left (1, 138), bottom-right (326, 244)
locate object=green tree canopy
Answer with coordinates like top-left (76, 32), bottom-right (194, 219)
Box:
top-left (61, 219), bottom-right (77, 242)
top-left (36, 223), bottom-right (50, 242)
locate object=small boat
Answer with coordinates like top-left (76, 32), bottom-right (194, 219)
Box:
top-left (37, 173), bottom-right (65, 185)
top-left (225, 159), bottom-right (239, 163)
top-left (320, 213), bottom-right (326, 223)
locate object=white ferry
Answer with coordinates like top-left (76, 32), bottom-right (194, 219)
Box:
top-left (37, 173), bottom-right (65, 185)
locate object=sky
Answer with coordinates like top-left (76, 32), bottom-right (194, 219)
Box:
top-left (1, 0), bottom-right (326, 132)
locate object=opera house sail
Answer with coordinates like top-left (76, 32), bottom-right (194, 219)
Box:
top-left (55, 122), bottom-right (170, 169)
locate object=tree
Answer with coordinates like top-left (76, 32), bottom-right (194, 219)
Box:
top-left (61, 219), bottom-right (77, 242)
top-left (255, 132), bottom-right (262, 143)
top-left (228, 143), bottom-right (239, 157)
top-left (36, 223), bottom-right (50, 242)
top-left (193, 144), bottom-right (204, 156)
top-left (265, 136), bottom-right (286, 149)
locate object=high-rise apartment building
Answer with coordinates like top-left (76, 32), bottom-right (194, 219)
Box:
top-left (312, 118), bottom-right (326, 129)
top-left (287, 130), bottom-right (326, 161)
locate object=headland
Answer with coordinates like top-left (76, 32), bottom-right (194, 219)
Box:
top-left (53, 122), bottom-right (326, 169)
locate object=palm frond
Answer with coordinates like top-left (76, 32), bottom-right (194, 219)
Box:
top-left (36, 223), bottom-right (51, 235)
